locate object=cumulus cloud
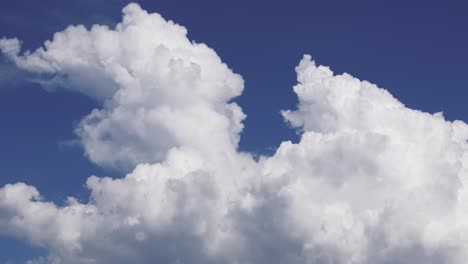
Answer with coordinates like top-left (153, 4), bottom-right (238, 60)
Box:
top-left (1, 3), bottom-right (468, 264)
top-left (0, 3), bottom-right (244, 169)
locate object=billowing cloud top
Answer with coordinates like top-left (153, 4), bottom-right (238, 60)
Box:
top-left (0, 3), bottom-right (245, 169)
top-left (0, 3), bottom-right (467, 264)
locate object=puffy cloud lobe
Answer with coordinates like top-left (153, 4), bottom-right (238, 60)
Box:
top-left (269, 55), bottom-right (468, 263)
top-left (0, 3), bottom-right (245, 169)
top-left (1, 3), bottom-right (468, 264)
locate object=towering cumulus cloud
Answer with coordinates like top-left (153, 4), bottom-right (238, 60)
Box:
top-left (0, 3), bottom-right (245, 169)
top-left (0, 3), bottom-right (467, 264)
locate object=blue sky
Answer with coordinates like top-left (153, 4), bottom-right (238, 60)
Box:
top-left (0, 0), bottom-right (467, 263)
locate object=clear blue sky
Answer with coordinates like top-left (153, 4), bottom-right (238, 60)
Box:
top-left (0, 0), bottom-right (467, 262)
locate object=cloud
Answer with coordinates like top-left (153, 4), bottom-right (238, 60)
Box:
top-left (0, 3), bottom-right (245, 170)
top-left (1, 3), bottom-right (467, 264)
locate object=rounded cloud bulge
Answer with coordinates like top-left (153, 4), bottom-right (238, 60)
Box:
top-left (1, 3), bottom-right (468, 264)
top-left (0, 3), bottom-right (245, 169)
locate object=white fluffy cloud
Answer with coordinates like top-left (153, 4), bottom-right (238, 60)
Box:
top-left (1, 3), bottom-right (468, 264)
top-left (0, 3), bottom-right (245, 169)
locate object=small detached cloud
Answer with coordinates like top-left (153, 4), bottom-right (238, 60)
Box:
top-left (1, 3), bottom-right (467, 264)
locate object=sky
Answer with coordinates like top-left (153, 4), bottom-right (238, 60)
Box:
top-left (0, 0), bottom-right (467, 263)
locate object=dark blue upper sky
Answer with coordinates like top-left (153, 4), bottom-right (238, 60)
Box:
top-left (0, 0), bottom-right (467, 262)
